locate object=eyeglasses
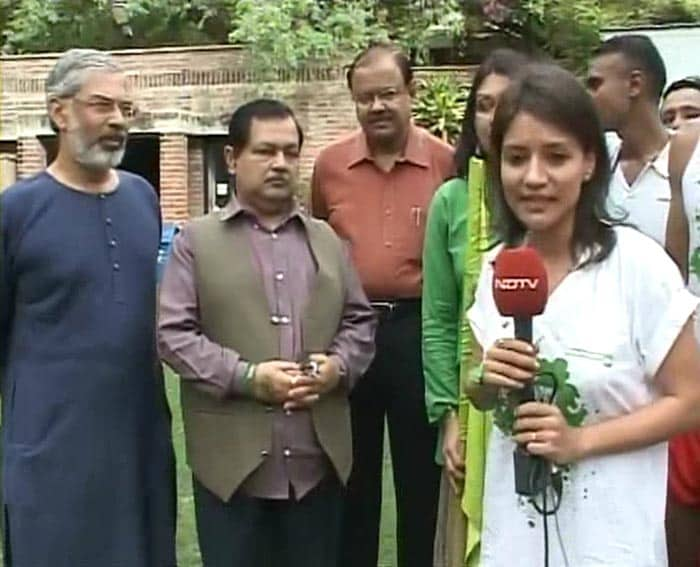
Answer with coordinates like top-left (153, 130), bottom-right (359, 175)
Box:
top-left (71, 96), bottom-right (136, 119)
top-left (353, 88), bottom-right (406, 107)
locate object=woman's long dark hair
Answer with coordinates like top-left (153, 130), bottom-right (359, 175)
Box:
top-left (489, 63), bottom-right (616, 267)
top-left (453, 48), bottom-right (532, 179)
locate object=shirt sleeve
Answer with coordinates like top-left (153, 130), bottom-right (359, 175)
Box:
top-left (157, 224), bottom-right (250, 399)
top-left (310, 160), bottom-right (329, 220)
top-left (326, 243), bottom-right (377, 390)
top-left (629, 232), bottom-right (699, 378)
top-left (422, 190), bottom-right (460, 424)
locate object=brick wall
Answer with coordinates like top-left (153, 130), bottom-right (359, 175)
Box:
top-left (16, 137), bottom-right (45, 178)
top-left (187, 137), bottom-right (205, 218)
top-left (160, 134), bottom-right (189, 221)
top-left (0, 46), bottom-right (474, 220)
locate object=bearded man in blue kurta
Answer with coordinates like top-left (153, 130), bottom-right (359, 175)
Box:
top-left (0, 49), bottom-right (175, 566)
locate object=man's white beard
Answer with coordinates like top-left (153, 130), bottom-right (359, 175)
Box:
top-left (67, 128), bottom-right (126, 171)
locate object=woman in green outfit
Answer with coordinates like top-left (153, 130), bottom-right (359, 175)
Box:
top-left (422, 48), bottom-right (530, 567)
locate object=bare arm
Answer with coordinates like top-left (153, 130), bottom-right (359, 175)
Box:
top-left (577, 318), bottom-right (700, 458)
top-left (514, 317), bottom-right (700, 464)
top-left (666, 126), bottom-right (699, 279)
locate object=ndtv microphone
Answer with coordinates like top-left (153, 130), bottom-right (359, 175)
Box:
top-left (493, 246), bottom-right (549, 496)
top-left (492, 246), bottom-right (548, 402)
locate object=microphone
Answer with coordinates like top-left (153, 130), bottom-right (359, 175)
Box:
top-left (492, 246), bottom-right (548, 496)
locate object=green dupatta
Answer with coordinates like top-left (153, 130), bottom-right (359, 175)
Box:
top-left (457, 156), bottom-right (492, 567)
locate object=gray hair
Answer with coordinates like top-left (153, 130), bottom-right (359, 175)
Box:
top-left (46, 48), bottom-right (122, 102)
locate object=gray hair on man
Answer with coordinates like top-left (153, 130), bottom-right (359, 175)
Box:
top-left (45, 48), bottom-right (128, 170)
top-left (46, 48), bottom-right (122, 103)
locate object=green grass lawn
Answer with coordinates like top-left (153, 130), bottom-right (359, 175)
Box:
top-left (165, 370), bottom-right (398, 566)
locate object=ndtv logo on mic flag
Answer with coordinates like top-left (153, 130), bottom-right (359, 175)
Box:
top-left (492, 246), bottom-right (548, 317)
top-left (493, 277), bottom-right (540, 291)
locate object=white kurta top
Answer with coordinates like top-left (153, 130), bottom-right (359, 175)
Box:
top-left (606, 136), bottom-right (671, 247)
top-left (468, 226), bottom-right (697, 567)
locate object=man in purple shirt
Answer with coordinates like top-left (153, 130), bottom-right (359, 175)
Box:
top-left (158, 98), bottom-right (376, 567)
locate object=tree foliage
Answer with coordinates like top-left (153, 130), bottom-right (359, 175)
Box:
top-left (228, 0), bottom-right (385, 75)
top-left (2, 0), bottom-right (233, 53)
top-left (375, 0), bottom-right (464, 63)
top-left (477, 0), bottom-right (603, 73)
top-left (0, 0), bottom-right (698, 65)
top-left (601, 0), bottom-right (700, 25)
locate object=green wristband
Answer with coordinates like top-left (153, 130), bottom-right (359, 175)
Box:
top-left (244, 362), bottom-right (257, 390)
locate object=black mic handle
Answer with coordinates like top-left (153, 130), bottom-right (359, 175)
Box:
top-left (513, 316), bottom-right (532, 343)
top-left (511, 316), bottom-right (544, 496)
top-left (513, 316), bottom-right (535, 403)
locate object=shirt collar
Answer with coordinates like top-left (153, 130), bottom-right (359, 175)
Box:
top-left (613, 140), bottom-right (670, 181)
top-left (346, 124), bottom-right (430, 169)
top-left (649, 142), bottom-right (670, 180)
top-left (218, 194), bottom-right (306, 228)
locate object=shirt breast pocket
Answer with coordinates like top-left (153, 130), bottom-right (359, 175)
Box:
top-left (561, 322), bottom-right (643, 419)
top-left (396, 205), bottom-right (427, 259)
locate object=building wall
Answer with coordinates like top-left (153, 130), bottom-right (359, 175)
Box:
top-left (0, 45), bottom-right (473, 221)
top-left (602, 24), bottom-right (700, 85)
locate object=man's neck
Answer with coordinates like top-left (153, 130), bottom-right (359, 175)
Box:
top-left (366, 127), bottom-right (409, 172)
top-left (239, 196), bottom-right (295, 231)
top-left (618, 106), bottom-right (669, 161)
top-left (48, 151), bottom-right (116, 193)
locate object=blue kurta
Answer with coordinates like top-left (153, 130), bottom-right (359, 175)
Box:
top-left (0, 171), bottom-right (175, 566)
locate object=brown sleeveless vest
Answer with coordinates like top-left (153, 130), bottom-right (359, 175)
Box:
top-left (181, 212), bottom-right (351, 501)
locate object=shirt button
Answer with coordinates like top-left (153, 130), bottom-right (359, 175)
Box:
top-left (271, 233), bottom-right (278, 240)
top-left (109, 239), bottom-right (117, 248)
top-left (265, 405), bottom-right (274, 413)
top-left (99, 194), bottom-right (106, 200)
top-left (113, 262), bottom-right (120, 271)
top-left (261, 450), bottom-right (269, 457)
top-left (385, 209), bottom-right (391, 216)
top-left (280, 315), bottom-right (290, 325)
top-left (384, 242), bottom-right (392, 248)
top-left (283, 448), bottom-right (291, 458)
top-left (106, 217), bottom-right (112, 225)
top-left (270, 315), bottom-right (280, 324)
top-left (285, 409), bottom-right (292, 416)
top-left (275, 272), bottom-right (284, 281)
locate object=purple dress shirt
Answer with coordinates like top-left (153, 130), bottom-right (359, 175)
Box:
top-left (158, 198), bottom-right (376, 500)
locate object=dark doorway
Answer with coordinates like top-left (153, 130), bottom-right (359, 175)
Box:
top-left (121, 135), bottom-right (160, 194)
top-left (37, 134), bottom-right (160, 194)
top-left (204, 136), bottom-right (232, 212)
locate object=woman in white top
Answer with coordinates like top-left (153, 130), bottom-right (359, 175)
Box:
top-left (465, 64), bottom-right (700, 567)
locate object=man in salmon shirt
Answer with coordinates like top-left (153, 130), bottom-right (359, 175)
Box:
top-left (311, 43), bottom-right (454, 567)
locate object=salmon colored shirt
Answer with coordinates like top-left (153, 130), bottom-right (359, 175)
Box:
top-left (311, 125), bottom-right (454, 300)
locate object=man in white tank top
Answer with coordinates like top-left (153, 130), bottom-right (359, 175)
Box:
top-left (586, 34), bottom-right (671, 246)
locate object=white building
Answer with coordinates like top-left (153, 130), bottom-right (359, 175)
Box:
top-left (602, 23), bottom-right (700, 85)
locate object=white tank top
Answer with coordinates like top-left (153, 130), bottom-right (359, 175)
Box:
top-left (683, 136), bottom-right (700, 295)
